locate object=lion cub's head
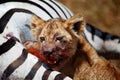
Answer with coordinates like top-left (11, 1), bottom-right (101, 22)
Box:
top-left (30, 14), bottom-right (85, 69)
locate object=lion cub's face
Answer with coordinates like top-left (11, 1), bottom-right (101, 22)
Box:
top-left (30, 15), bottom-right (84, 68)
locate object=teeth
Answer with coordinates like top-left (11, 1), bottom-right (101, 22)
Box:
top-left (47, 60), bottom-right (57, 64)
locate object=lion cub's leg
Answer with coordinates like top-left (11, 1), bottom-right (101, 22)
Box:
top-left (74, 35), bottom-right (120, 80)
top-left (78, 35), bottom-right (104, 65)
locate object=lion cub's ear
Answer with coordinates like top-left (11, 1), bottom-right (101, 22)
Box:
top-left (65, 14), bottom-right (85, 38)
top-left (30, 15), bottom-right (45, 29)
top-left (30, 15), bottom-right (46, 39)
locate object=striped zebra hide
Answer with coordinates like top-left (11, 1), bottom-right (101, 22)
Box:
top-left (0, 0), bottom-right (73, 80)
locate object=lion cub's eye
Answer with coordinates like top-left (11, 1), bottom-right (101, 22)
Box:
top-left (56, 36), bottom-right (66, 44)
top-left (56, 37), bottom-right (63, 41)
top-left (40, 37), bottom-right (45, 42)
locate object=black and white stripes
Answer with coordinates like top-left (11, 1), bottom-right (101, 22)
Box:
top-left (0, 0), bottom-right (73, 80)
top-left (84, 24), bottom-right (120, 59)
top-left (0, 0), bottom-right (73, 42)
top-left (0, 36), bottom-right (72, 80)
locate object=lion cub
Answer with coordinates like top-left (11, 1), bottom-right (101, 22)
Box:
top-left (24, 15), bottom-right (120, 79)
top-left (24, 14), bottom-right (85, 70)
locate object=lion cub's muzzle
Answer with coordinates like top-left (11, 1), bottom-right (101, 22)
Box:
top-left (41, 44), bottom-right (68, 65)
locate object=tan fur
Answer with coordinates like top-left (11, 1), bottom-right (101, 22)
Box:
top-left (24, 14), bottom-right (120, 79)
top-left (58, 34), bottom-right (120, 80)
top-left (28, 14), bottom-right (84, 70)
top-left (73, 35), bottom-right (120, 80)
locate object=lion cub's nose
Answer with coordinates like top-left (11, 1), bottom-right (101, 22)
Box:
top-left (42, 43), bottom-right (55, 52)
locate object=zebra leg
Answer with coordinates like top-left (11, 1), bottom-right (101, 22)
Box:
top-left (84, 24), bottom-right (120, 59)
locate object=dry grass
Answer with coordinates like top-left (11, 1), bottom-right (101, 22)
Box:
top-left (59, 0), bottom-right (120, 36)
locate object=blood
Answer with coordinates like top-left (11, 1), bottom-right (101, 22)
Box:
top-left (26, 45), bottom-right (68, 65)
top-left (26, 47), bottom-right (47, 63)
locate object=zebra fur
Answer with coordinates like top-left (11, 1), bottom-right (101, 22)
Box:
top-left (0, 35), bottom-right (72, 80)
top-left (0, 0), bottom-right (73, 80)
top-left (84, 24), bottom-right (120, 59)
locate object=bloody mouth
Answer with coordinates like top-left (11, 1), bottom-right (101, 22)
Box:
top-left (42, 51), bottom-right (68, 65)
top-left (26, 46), bottom-right (69, 66)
